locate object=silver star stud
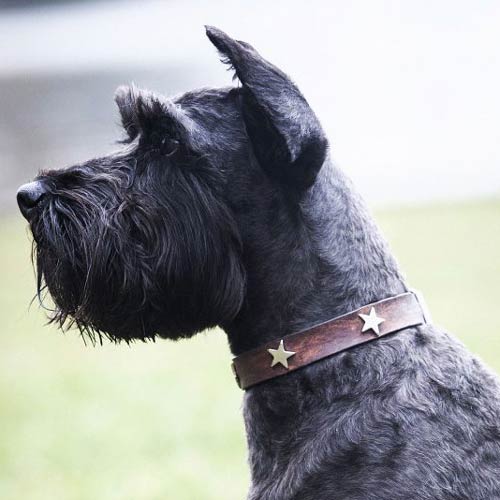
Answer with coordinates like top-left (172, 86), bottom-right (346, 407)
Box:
top-left (267, 339), bottom-right (296, 369)
top-left (358, 307), bottom-right (385, 335)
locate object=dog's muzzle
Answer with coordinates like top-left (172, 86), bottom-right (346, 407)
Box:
top-left (17, 180), bottom-right (47, 221)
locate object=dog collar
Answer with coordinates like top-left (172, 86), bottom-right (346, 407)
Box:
top-left (231, 291), bottom-right (430, 390)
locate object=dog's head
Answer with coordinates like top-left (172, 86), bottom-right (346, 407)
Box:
top-left (17, 27), bottom-right (327, 343)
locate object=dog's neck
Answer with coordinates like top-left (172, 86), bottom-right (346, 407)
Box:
top-left (224, 161), bottom-right (411, 498)
top-left (225, 160), bottom-right (408, 356)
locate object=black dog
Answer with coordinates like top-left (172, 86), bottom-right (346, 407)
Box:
top-left (17, 27), bottom-right (500, 499)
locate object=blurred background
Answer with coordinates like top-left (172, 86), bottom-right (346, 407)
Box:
top-left (0, 1), bottom-right (499, 499)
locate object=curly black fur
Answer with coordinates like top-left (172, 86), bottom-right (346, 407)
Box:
top-left (30, 88), bottom-right (245, 342)
top-left (18, 26), bottom-right (500, 500)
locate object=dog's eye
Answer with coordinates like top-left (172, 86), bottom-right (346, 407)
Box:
top-left (159, 137), bottom-right (179, 156)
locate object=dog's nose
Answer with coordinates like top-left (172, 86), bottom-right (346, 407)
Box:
top-left (17, 181), bottom-right (47, 220)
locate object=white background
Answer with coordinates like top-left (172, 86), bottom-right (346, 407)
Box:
top-left (1, 0), bottom-right (499, 206)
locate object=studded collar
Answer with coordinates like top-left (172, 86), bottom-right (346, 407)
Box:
top-left (231, 291), bottom-right (430, 390)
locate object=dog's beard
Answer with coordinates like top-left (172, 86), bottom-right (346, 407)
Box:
top-left (29, 168), bottom-right (246, 343)
top-left (31, 192), bottom-right (147, 343)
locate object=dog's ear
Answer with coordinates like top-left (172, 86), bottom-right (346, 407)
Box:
top-left (115, 85), bottom-right (162, 140)
top-left (206, 26), bottom-right (328, 191)
top-left (114, 86), bottom-right (186, 146)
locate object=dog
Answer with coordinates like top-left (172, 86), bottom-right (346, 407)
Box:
top-left (17, 26), bottom-right (500, 499)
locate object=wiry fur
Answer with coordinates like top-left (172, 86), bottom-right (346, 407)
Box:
top-left (18, 26), bottom-right (500, 499)
top-left (30, 89), bottom-right (246, 342)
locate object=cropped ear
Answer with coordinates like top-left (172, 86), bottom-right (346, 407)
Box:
top-left (114, 85), bottom-right (186, 146)
top-left (206, 26), bottom-right (328, 191)
top-left (115, 85), bottom-right (161, 140)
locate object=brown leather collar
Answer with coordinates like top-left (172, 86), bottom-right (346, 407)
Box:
top-left (232, 291), bottom-right (429, 390)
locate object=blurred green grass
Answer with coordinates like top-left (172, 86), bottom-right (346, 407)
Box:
top-left (0, 198), bottom-right (499, 500)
